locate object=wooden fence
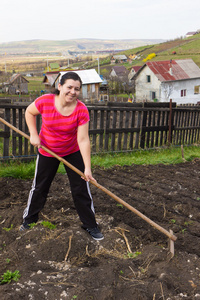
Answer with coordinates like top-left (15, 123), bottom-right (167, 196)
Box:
top-left (0, 101), bottom-right (200, 160)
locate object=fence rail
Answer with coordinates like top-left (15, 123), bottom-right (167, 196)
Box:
top-left (0, 101), bottom-right (200, 160)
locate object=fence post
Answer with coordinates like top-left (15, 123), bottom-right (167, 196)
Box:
top-left (168, 99), bottom-right (173, 145)
top-left (3, 108), bottom-right (11, 157)
top-left (140, 107), bottom-right (147, 149)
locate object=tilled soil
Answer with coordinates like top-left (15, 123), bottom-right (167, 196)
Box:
top-left (0, 160), bottom-right (200, 300)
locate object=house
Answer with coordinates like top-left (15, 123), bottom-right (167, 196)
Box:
top-left (3, 74), bottom-right (29, 94)
top-left (53, 69), bottom-right (102, 102)
top-left (128, 66), bottom-right (142, 82)
top-left (109, 66), bottom-right (129, 80)
top-left (111, 55), bottom-right (127, 64)
top-left (49, 63), bottom-right (60, 71)
top-left (185, 31), bottom-right (197, 38)
top-left (132, 59), bottom-right (200, 104)
top-left (109, 66), bottom-right (130, 93)
top-left (129, 54), bottom-right (137, 60)
top-left (42, 71), bottom-right (60, 92)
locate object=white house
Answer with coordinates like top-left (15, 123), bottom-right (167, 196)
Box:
top-left (133, 59), bottom-right (200, 104)
top-left (128, 66), bottom-right (142, 82)
top-left (53, 69), bottom-right (102, 102)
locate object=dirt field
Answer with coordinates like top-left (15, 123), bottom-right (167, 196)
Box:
top-left (0, 160), bottom-right (200, 300)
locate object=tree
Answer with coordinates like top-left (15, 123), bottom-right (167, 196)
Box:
top-left (163, 82), bottom-right (174, 101)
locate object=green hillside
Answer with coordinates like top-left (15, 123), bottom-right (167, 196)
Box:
top-left (119, 33), bottom-right (200, 68)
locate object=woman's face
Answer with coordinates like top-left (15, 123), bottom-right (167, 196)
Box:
top-left (58, 79), bottom-right (81, 103)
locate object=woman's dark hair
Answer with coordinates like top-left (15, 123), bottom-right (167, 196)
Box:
top-left (53, 71), bottom-right (82, 95)
top-left (60, 72), bottom-right (82, 87)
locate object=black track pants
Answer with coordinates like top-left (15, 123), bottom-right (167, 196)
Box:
top-left (23, 151), bottom-right (97, 228)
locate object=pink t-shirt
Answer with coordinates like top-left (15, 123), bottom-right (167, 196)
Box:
top-left (34, 94), bottom-right (90, 157)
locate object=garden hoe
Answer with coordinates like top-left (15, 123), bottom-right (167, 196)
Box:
top-left (0, 117), bottom-right (177, 257)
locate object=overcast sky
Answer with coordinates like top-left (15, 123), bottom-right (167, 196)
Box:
top-left (1, 0), bottom-right (199, 43)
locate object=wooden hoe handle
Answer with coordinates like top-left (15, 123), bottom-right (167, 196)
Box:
top-left (0, 117), bottom-right (177, 242)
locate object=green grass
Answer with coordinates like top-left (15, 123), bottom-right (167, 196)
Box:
top-left (0, 160), bottom-right (36, 179)
top-left (90, 145), bottom-right (200, 168)
top-left (0, 145), bottom-right (199, 179)
top-left (27, 76), bottom-right (44, 93)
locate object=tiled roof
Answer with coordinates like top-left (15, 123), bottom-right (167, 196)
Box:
top-left (146, 59), bottom-right (200, 82)
top-left (43, 72), bottom-right (59, 86)
top-left (7, 74), bottom-right (29, 84)
top-left (112, 65), bottom-right (128, 75)
top-left (131, 66), bottom-right (142, 73)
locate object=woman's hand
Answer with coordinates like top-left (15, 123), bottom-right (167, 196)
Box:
top-left (30, 133), bottom-right (41, 148)
top-left (25, 102), bottom-right (41, 148)
top-left (82, 167), bottom-right (96, 182)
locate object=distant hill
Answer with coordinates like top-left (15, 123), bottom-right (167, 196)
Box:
top-left (0, 38), bottom-right (165, 55)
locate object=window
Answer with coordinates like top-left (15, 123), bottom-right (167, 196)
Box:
top-left (152, 91), bottom-right (156, 99)
top-left (181, 89), bottom-right (186, 97)
top-left (194, 86), bottom-right (200, 94)
top-left (150, 91), bottom-right (156, 100)
top-left (147, 75), bottom-right (151, 83)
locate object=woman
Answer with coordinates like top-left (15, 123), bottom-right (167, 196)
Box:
top-left (19, 72), bottom-right (104, 241)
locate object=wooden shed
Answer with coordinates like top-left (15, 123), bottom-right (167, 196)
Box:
top-left (42, 71), bottom-right (60, 92)
top-left (3, 74), bottom-right (29, 94)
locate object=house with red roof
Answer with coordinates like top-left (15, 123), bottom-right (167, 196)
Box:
top-left (132, 59), bottom-right (200, 104)
top-left (128, 66), bottom-right (142, 82)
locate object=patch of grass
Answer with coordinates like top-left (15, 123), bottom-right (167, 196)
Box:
top-left (3, 224), bottom-right (13, 232)
top-left (29, 222), bottom-right (37, 229)
top-left (0, 160), bottom-right (36, 179)
top-left (0, 145), bottom-right (199, 179)
top-left (125, 251), bottom-right (141, 258)
top-left (116, 204), bottom-right (124, 208)
top-left (91, 146), bottom-right (200, 168)
top-left (41, 221), bottom-right (56, 230)
top-left (0, 270), bottom-right (21, 285)
top-left (28, 76), bottom-right (44, 93)
top-left (169, 219), bottom-right (176, 224)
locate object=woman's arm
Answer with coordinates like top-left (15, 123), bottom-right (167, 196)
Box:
top-left (25, 102), bottom-right (41, 147)
top-left (77, 122), bottom-right (95, 182)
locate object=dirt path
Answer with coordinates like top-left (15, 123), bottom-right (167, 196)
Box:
top-left (0, 160), bottom-right (200, 299)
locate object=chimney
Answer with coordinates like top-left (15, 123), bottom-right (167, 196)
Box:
top-left (169, 59), bottom-right (173, 76)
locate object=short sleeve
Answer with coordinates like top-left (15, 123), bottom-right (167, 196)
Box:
top-left (77, 102), bottom-right (90, 127)
top-left (34, 95), bottom-right (45, 114)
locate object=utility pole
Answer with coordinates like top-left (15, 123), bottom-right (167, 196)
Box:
top-left (5, 52), bottom-right (7, 73)
top-left (97, 57), bottom-right (100, 75)
top-left (47, 57), bottom-right (49, 72)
